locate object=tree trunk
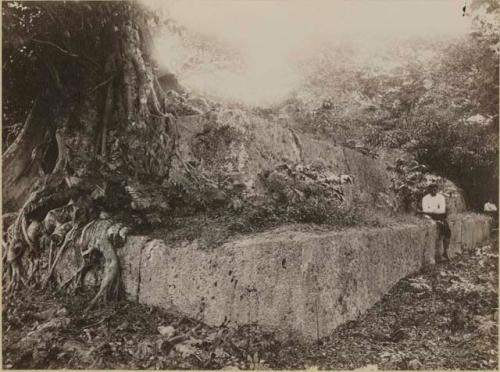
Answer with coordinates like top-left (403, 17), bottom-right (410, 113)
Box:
top-left (3, 2), bottom-right (178, 212)
top-left (2, 95), bottom-right (56, 212)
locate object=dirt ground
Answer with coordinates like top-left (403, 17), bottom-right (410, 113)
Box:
top-left (2, 236), bottom-right (497, 370)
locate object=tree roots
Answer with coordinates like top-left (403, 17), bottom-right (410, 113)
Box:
top-left (3, 182), bottom-right (130, 313)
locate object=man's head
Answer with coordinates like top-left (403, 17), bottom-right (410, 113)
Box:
top-left (428, 183), bottom-right (438, 196)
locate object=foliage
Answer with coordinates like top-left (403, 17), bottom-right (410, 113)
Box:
top-left (3, 1), bottom-right (127, 127)
top-left (288, 4), bottom-right (499, 210)
top-left (190, 124), bottom-right (244, 168)
top-left (1, 1), bottom-right (188, 312)
top-left (253, 162), bottom-right (359, 226)
top-left (287, 195), bottom-right (360, 225)
top-left (386, 158), bottom-right (432, 213)
top-left (159, 160), bottom-right (361, 234)
top-left (162, 169), bottom-right (228, 216)
top-left (2, 1), bottom-right (179, 181)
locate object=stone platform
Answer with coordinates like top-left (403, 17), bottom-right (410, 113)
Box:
top-left (57, 213), bottom-right (491, 339)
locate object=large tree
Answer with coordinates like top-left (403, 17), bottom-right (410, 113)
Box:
top-left (2, 1), bottom-right (178, 211)
top-left (2, 1), bottom-right (181, 299)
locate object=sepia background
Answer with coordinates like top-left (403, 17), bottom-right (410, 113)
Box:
top-left (2, 0), bottom-right (498, 369)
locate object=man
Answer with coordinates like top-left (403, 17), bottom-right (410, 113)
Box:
top-left (484, 200), bottom-right (498, 230)
top-left (420, 183), bottom-right (451, 262)
top-left (484, 200), bottom-right (497, 214)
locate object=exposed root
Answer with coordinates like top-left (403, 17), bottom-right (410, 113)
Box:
top-left (4, 221), bottom-right (30, 295)
top-left (3, 171), bottom-right (132, 314)
top-left (25, 258), bottom-right (40, 286)
top-left (43, 224), bottom-right (78, 288)
top-left (98, 53), bottom-right (116, 158)
top-left (51, 128), bottom-right (69, 175)
top-left (58, 262), bottom-right (88, 292)
top-left (76, 219), bottom-right (126, 313)
top-left (3, 180), bottom-right (89, 294)
top-left (4, 256), bottom-right (28, 294)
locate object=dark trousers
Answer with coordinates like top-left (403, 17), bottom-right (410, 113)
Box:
top-left (485, 211), bottom-right (498, 231)
top-left (426, 213), bottom-right (450, 258)
top-left (427, 213), bottom-right (451, 238)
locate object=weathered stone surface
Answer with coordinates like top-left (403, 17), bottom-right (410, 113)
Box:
top-left (55, 244), bottom-right (75, 284)
top-left (55, 213), bottom-right (491, 338)
top-left (131, 214), bottom-right (491, 338)
top-left (176, 113), bottom-right (468, 216)
top-left (460, 215), bottom-right (478, 252)
top-left (118, 236), bottom-right (151, 301)
top-left (176, 114), bottom-right (392, 210)
top-left (448, 217), bottom-right (462, 257)
top-left (55, 240), bottom-right (94, 286)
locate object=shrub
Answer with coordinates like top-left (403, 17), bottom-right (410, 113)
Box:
top-left (287, 196), bottom-right (360, 226)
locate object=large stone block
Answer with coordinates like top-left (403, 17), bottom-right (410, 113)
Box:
top-left (461, 216), bottom-right (474, 252)
top-left (448, 219), bottom-right (462, 257)
top-left (130, 217), bottom-right (486, 338)
top-left (118, 236), bottom-right (150, 301)
top-left (56, 213), bottom-right (490, 339)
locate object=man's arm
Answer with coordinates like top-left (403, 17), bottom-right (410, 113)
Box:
top-left (416, 210), bottom-right (432, 219)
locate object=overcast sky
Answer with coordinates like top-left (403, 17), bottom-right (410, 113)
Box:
top-left (144, 0), bottom-right (472, 105)
top-left (162, 0), bottom-right (470, 41)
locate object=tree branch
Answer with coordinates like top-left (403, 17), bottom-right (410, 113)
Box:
top-left (85, 75), bottom-right (115, 95)
top-left (52, 128), bottom-right (68, 175)
top-left (31, 38), bottom-right (79, 57)
top-left (30, 38), bottom-right (100, 69)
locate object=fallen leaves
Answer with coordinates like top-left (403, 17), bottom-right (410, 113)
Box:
top-left (157, 325), bottom-right (176, 338)
top-left (174, 343), bottom-right (197, 357)
top-left (408, 276), bottom-right (432, 292)
top-left (134, 339), bottom-right (155, 360)
top-left (2, 240), bottom-right (498, 370)
top-left (474, 315), bottom-right (497, 335)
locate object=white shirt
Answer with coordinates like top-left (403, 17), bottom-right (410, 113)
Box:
top-left (484, 202), bottom-right (497, 212)
top-left (422, 193), bottom-right (446, 214)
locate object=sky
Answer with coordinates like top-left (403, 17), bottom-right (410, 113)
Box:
top-left (143, 0), bottom-right (472, 106)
